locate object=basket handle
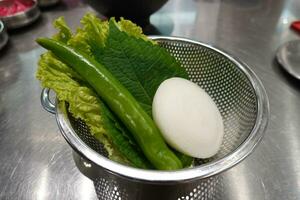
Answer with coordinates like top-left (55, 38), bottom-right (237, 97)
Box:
top-left (41, 88), bottom-right (56, 114)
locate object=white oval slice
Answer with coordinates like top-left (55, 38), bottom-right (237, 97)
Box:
top-left (152, 77), bottom-right (224, 158)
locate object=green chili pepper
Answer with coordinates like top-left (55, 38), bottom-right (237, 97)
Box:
top-left (37, 38), bottom-right (183, 170)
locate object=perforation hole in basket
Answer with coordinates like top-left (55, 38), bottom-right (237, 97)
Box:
top-left (94, 178), bottom-right (128, 200)
top-left (176, 176), bottom-right (223, 200)
top-left (68, 112), bottom-right (109, 157)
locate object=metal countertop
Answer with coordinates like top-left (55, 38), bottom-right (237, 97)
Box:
top-left (0, 0), bottom-right (299, 199)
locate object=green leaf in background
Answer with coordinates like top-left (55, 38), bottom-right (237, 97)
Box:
top-left (68, 13), bottom-right (154, 60)
top-left (53, 17), bottom-right (72, 44)
top-left (117, 17), bottom-right (154, 43)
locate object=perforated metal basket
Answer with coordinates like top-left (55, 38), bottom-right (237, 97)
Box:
top-left (41, 36), bottom-right (269, 200)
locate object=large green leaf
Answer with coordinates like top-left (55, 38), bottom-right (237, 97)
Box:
top-left (94, 20), bottom-right (189, 115)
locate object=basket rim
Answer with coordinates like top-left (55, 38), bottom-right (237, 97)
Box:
top-left (55, 36), bottom-right (270, 183)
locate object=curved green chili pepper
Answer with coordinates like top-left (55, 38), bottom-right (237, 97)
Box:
top-left (37, 38), bottom-right (183, 170)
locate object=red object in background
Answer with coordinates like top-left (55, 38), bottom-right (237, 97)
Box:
top-left (291, 21), bottom-right (300, 34)
top-left (0, 0), bottom-right (34, 17)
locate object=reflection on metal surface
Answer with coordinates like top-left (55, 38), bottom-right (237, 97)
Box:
top-left (41, 88), bottom-right (56, 114)
top-left (150, 0), bottom-right (198, 36)
top-left (282, 17), bottom-right (289, 24)
top-left (0, 20), bottom-right (8, 50)
top-left (276, 40), bottom-right (300, 80)
top-left (274, 0), bottom-right (298, 50)
top-left (83, 161), bottom-right (92, 168)
top-left (79, 176), bottom-right (95, 200)
top-left (224, 166), bottom-right (255, 200)
top-left (36, 169), bottom-right (49, 200)
top-left (151, 11), bottom-right (196, 35)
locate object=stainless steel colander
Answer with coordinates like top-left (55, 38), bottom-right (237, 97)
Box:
top-left (41, 36), bottom-right (269, 200)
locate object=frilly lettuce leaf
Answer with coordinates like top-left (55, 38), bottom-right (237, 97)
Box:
top-left (36, 52), bottom-right (129, 165)
top-left (68, 13), bottom-right (154, 57)
top-left (63, 13), bottom-right (107, 59)
top-left (117, 17), bottom-right (155, 43)
top-left (68, 28), bottom-right (92, 56)
top-left (53, 17), bottom-right (72, 44)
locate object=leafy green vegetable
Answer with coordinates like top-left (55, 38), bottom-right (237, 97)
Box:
top-left (36, 14), bottom-right (191, 169)
top-left (68, 14), bottom-right (188, 115)
top-left (117, 17), bottom-right (154, 43)
top-left (36, 52), bottom-right (137, 164)
top-left (71, 13), bottom-right (108, 56)
top-left (37, 52), bottom-right (115, 161)
top-left (53, 17), bottom-right (72, 44)
top-left (100, 100), bottom-right (153, 169)
top-left (67, 14), bottom-right (154, 60)
top-left (37, 37), bottom-right (181, 169)
top-left (37, 17), bottom-right (152, 168)
top-left (96, 20), bottom-right (189, 115)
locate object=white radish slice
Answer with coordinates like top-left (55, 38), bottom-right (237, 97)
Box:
top-left (152, 77), bottom-right (224, 158)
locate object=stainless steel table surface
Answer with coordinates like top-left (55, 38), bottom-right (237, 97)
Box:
top-left (0, 0), bottom-right (299, 199)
